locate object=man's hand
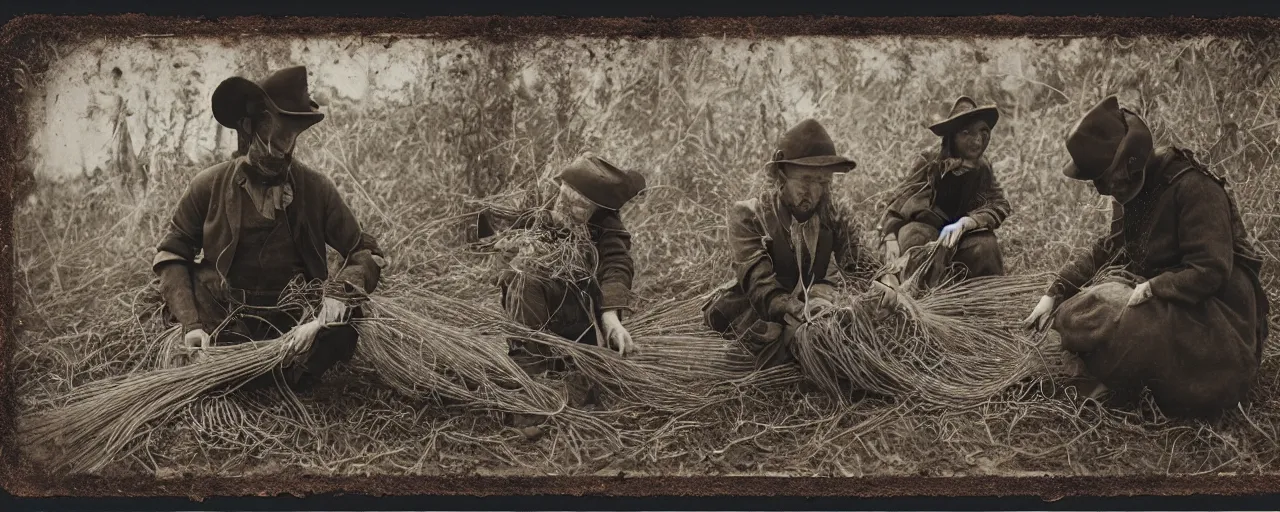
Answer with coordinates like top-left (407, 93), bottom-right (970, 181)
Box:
top-left (938, 216), bottom-right (977, 249)
top-left (780, 296), bottom-right (807, 326)
top-left (600, 310), bottom-right (635, 356)
top-left (805, 297), bottom-right (836, 318)
top-left (872, 278), bottom-right (903, 316)
top-left (318, 297), bottom-right (349, 326)
top-left (183, 328), bottom-right (211, 350)
top-left (1022, 295), bottom-right (1056, 332)
top-left (1126, 282), bottom-right (1153, 307)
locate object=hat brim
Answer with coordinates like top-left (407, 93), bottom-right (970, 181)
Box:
top-left (929, 106), bottom-right (999, 137)
top-left (1061, 160), bottom-right (1100, 181)
top-left (772, 154), bottom-right (857, 172)
top-left (212, 76), bottom-right (325, 129)
top-left (555, 161), bottom-right (648, 211)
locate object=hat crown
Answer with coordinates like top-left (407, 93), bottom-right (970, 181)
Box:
top-left (258, 66), bottom-right (319, 113)
top-left (945, 96), bottom-right (980, 118)
top-left (1064, 96), bottom-right (1129, 178)
top-left (557, 155), bottom-right (646, 210)
top-left (776, 119), bottom-right (838, 161)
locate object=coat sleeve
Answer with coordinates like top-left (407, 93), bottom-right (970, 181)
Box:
top-left (320, 174), bottom-right (384, 295)
top-left (153, 168), bottom-right (215, 331)
top-left (880, 154), bottom-right (933, 237)
top-left (1048, 201), bottom-right (1126, 302)
top-left (729, 201), bottom-right (794, 322)
top-left (1147, 174), bottom-right (1235, 304)
top-left (155, 169), bottom-right (214, 270)
top-left (594, 212), bottom-right (636, 312)
top-left (967, 166), bottom-right (1012, 230)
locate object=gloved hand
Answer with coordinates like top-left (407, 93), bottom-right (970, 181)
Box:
top-left (780, 296), bottom-right (807, 326)
top-left (183, 328), bottom-right (211, 350)
top-left (600, 309), bottom-right (635, 356)
top-left (873, 278), bottom-right (902, 315)
top-left (938, 216), bottom-right (977, 249)
top-left (1126, 281), bottom-right (1153, 307)
top-left (317, 297), bottom-right (349, 326)
top-left (1022, 295), bottom-right (1056, 331)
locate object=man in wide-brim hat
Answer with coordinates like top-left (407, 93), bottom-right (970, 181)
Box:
top-left (153, 66), bottom-right (385, 391)
top-left (1023, 95), bottom-right (1270, 419)
top-left (703, 118), bottom-right (871, 379)
top-left (877, 96), bottom-right (1012, 293)
top-left (479, 154), bottom-right (646, 359)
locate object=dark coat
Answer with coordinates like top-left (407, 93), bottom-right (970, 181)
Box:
top-left (1049, 146), bottom-right (1270, 417)
top-left (704, 193), bottom-right (862, 332)
top-left (155, 157), bottom-right (383, 294)
top-left (880, 150), bottom-right (1012, 237)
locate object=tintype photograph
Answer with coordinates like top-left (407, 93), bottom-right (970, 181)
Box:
top-left (3, 15), bottom-right (1279, 499)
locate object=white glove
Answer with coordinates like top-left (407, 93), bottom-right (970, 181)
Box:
top-left (600, 310), bottom-right (634, 356)
top-left (1022, 295), bottom-right (1056, 331)
top-left (1127, 282), bottom-right (1153, 307)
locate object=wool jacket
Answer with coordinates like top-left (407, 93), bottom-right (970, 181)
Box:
top-left (880, 150), bottom-right (1012, 237)
top-left (154, 157), bottom-right (383, 312)
top-left (1049, 146), bottom-right (1269, 352)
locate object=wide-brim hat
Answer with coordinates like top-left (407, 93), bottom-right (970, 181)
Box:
top-left (768, 119), bottom-right (857, 172)
top-left (1062, 95), bottom-right (1153, 181)
top-left (212, 66), bottom-right (325, 130)
top-left (929, 96), bottom-right (1000, 137)
top-left (555, 155), bottom-right (647, 211)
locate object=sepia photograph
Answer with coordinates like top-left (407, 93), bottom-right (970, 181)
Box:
top-left (3, 15), bottom-right (1280, 497)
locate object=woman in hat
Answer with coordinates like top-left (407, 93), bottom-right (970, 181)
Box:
top-left (153, 66), bottom-right (385, 391)
top-left (878, 96), bottom-right (1012, 291)
top-left (479, 155), bottom-right (646, 359)
top-left (703, 119), bottom-right (869, 383)
top-left (1023, 96), bottom-right (1270, 418)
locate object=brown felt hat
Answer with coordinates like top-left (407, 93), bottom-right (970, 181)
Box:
top-left (212, 66), bottom-right (325, 130)
top-left (768, 119), bottom-right (857, 172)
top-left (929, 96), bottom-right (999, 137)
top-left (555, 155), bottom-right (647, 211)
top-left (1062, 95), bottom-right (1153, 181)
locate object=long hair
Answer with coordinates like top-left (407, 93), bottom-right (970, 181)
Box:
top-left (230, 99), bottom-right (268, 159)
top-left (939, 133), bottom-right (957, 159)
top-left (232, 128), bottom-right (251, 158)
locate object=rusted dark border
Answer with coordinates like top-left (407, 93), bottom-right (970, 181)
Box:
top-left (3, 14), bottom-right (1280, 501)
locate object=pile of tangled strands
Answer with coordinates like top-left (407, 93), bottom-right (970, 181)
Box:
top-left (793, 242), bottom-right (1057, 407)
top-left (18, 224), bottom-right (1280, 476)
top-left (20, 281), bottom-right (336, 474)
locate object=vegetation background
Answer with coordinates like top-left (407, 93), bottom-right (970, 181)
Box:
top-left (12, 35), bottom-right (1280, 477)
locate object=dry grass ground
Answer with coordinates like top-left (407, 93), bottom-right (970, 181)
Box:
top-left (11, 36), bottom-right (1280, 478)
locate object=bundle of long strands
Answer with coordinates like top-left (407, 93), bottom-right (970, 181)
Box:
top-left (348, 281), bottom-right (818, 469)
top-left (792, 241), bottom-right (1058, 407)
top-left (462, 206), bottom-right (779, 411)
top-left (350, 287), bottom-right (633, 454)
top-left (19, 280), bottom-right (334, 474)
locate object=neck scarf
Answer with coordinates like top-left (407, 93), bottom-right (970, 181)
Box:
top-left (239, 158), bottom-right (294, 221)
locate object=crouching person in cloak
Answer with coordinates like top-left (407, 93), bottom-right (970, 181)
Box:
top-left (1023, 96), bottom-right (1270, 419)
top-left (878, 96), bottom-right (1011, 293)
top-left (153, 66), bottom-right (385, 391)
top-left (702, 119), bottom-right (868, 372)
top-left (479, 155), bottom-right (646, 360)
